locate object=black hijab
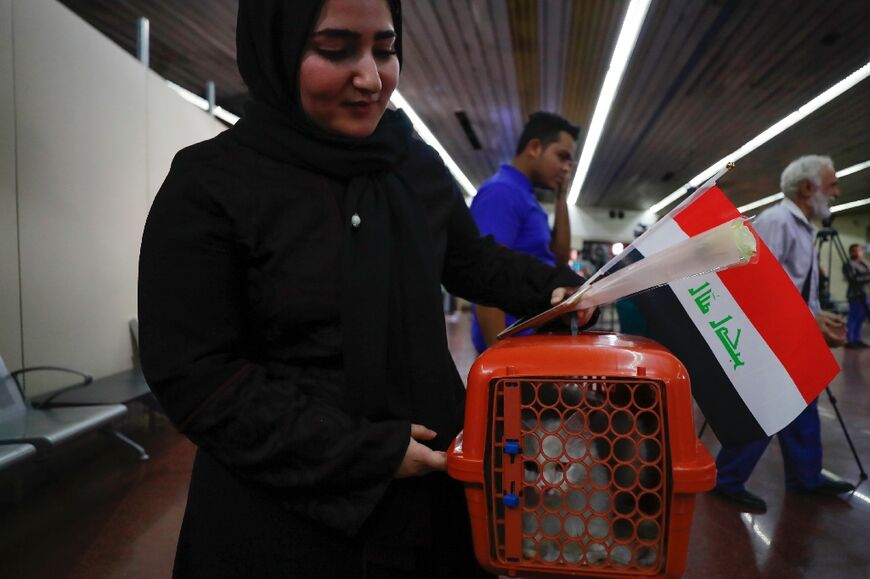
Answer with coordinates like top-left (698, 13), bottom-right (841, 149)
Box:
top-left (230, 0), bottom-right (465, 450)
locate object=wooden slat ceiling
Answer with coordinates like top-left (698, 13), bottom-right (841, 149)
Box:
top-left (58, 0), bottom-right (870, 213)
top-left (57, 0), bottom-right (244, 109)
top-left (583, 0), bottom-right (870, 211)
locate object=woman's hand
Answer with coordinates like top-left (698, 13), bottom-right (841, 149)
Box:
top-left (395, 424), bottom-right (447, 478)
top-left (550, 286), bottom-right (596, 327)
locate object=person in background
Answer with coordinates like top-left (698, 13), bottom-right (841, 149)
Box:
top-left (713, 155), bottom-right (854, 512)
top-left (844, 243), bottom-right (870, 348)
top-left (138, 1), bottom-right (589, 576)
top-left (469, 112), bottom-right (580, 352)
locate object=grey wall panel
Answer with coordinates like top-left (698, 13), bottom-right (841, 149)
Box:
top-left (14, 0), bottom-right (148, 394)
top-left (146, 71), bottom-right (224, 204)
top-left (0, 0), bottom-right (22, 371)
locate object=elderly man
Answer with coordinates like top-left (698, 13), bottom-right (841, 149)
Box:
top-left (714, 155), bottom-right (854, 512)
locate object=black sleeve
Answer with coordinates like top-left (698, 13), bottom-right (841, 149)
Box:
top-left (844, 262), bottom-right (870, 286)
top-left (440, 182), bottom-right (583, 316)
top-left (138, 165), bottom-right (409, 533)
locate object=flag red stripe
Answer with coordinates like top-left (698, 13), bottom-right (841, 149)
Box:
top-left (672, 186), bottom-right (838, 402)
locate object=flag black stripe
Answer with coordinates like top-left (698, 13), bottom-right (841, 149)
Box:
top-left (628, 286), bottom-right (767, 445)
top-left (608, 247), bottom-right (767, 444)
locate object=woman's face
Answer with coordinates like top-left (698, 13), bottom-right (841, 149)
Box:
top-left (299, 0), bottom-right (399, 138)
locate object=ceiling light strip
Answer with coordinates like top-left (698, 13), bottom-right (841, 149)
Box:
top-left (651, 60), bottom-right (870, 215)
top-left (167, 81), bottom-right (208, 109)
top-left (736, 159), bottom-right (870, 214)
top-left (167, 81), bottom-right (239, 125)
top-left (736, 193), bottom-right (784, 214)
top-left (832, 198), bottom-right (870, 213)
top-left (837, 159), bottom-right (870, 178)
top-left (214, 107), bottom-right (240, 125)
top-left (567, 0), bottom-right (653, 206)
top-left (390, 90), bottom-right (477, 197)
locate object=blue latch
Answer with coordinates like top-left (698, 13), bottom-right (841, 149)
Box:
top-left (504, 439), bottom-right (520, 455)
top-left (503, 493), bottom-right (520, 508)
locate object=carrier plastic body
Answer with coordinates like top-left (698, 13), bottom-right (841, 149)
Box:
top-left (448, 332), bottom-right (715, 578)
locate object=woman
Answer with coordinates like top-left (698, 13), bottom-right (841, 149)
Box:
top-left (138, 0), bottom-right (584, 576)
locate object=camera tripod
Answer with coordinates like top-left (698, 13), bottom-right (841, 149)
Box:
top-left (814, 221), bottom-right (868, 489)
top-left (816, 220), bottom-right (870, 319)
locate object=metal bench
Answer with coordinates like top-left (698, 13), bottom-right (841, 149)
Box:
top-left (0, 356), bottom-right (142, 460)
top-left (0, 443), bottom-right (36, 470)
top-left (33, 367), bottom-right (161, 440)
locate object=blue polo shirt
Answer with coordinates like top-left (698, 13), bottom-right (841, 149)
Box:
top-left (469, 164), bottom-right (555, 352)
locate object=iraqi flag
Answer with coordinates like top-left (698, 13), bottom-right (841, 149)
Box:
top-left (617, 185), bottom-right (839, 446)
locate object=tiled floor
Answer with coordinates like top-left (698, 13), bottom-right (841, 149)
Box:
top-left (1, 311), bottom-right (868, 578)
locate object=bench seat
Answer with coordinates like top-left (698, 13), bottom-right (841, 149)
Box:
top-left (0, 443), bottom-right (37, 469)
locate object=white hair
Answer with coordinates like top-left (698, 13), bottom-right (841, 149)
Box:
top-left (780, 155), bottom-right (834, 200)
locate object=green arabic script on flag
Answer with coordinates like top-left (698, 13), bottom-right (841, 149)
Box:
top-left (688, 282), bottom-right (745, 370)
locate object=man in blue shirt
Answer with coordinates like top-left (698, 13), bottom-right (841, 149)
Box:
top-left (470, 112), bottom-right (580, 352)
top-left (714, 155), bottom-right (854, 512)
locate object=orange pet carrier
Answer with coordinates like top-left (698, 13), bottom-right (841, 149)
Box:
top-left (448, 332), bottom-right (715, 578)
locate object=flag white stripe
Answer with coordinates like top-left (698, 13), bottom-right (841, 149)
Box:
top-left (636, 219), bottom-right (807, 435)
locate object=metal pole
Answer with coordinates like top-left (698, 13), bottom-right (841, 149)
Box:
top-left (206, 81), bottom-right (216, 115)
top-left (824, 387), bottom-right (869, 489)
top-left (137, 17), bottom-right (150, 67)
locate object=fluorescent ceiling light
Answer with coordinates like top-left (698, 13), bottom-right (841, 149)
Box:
top-left (650, 60), bottom-right (870, 215)
top-left (567, 0), bottom-right (652, 206)
top-left (832, 197), bottom-right (870, 213)
top-left (168, 81), bottom-right (208, 109)
top-left (736, 159), bottom-right (870, 214)
top-left (737, 192), bottom-right (784, 214)
top-left (167, 81), bottom-right (239, 125)
top-left (837, 159), bottom-right (870, 178)
top-left (214, 107), bottom-right (240, 125)
top-left (390, 90), bottom-right (477, 197)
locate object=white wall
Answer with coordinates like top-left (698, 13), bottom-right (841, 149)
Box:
top-left (146, 71), bottom-right (226, 202)
top-left (0, 0), bottom-right (21, 372)
top-left (541, 203), bottom-right (656, 246)
top-left (568, 206), bottom-right (656, 246)
top-left (1, 0), bottom-right (224, 394)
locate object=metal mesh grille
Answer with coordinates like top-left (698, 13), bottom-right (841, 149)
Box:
top-left (489, 378), bottom-right (668, 574)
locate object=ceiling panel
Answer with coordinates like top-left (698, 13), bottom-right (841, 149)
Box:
top-left (720, 79), bottom-right (870, 209)
top-left (581, 0), bottom-right (870, 210)
top-left (57, 0), bottom-right (870, 215)
top-left (506, 0), bottom-right (539, 120)
top-left (562, 0), bottom-right (628, 132)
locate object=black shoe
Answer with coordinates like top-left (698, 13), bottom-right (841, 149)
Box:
top-left (800, 477), bottom-right (855, 496)
top-left (713, 487), bottom-right (767, 512)
top-left (845, 342), bottom-right (863, 349)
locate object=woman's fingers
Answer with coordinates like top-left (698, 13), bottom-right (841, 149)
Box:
top-left (410, 423), bottom-right (437, 441)
top-left (550, 285), bottom-right (582, 305)
top-left (424, 450), bottom-right (447, 472)
top-left (575, 307), bottom-right (595, 327)
top-left (550, 286), bottom-right (596, 329)
top-left (395, 437), bottom-right (447, 478)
